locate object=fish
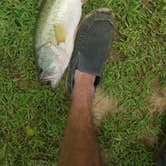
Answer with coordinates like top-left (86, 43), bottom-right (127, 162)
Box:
top-left (35, 0), bottom-right (86, 89)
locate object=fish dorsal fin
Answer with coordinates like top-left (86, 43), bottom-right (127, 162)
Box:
top-left (54, 24), bottom-right (66, 44)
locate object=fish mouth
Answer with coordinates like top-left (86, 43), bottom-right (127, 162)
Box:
top-left (39, 71), bottom-right (60, 90)
top-left (36, 42), bottom-right (67, 89)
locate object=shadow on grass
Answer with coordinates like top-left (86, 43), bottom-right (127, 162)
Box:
top-left (154, 114), bottom-right (166, 166)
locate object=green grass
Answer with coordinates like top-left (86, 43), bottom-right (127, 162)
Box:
top-left (0, 0), bottom-right (165, 165)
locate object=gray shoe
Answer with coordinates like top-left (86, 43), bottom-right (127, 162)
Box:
top-left (67, 8), bottom-right (114, 94)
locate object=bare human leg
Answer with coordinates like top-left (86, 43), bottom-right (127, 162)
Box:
top-left (59, 8), bottom-right (113, 166)
top-left (59, 70), bottom-right (103, 166)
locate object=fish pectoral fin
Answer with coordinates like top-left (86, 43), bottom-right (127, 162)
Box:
top-left (54, 24), bottom-right (66, 44)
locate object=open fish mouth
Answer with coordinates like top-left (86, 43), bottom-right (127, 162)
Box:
top-left (39, 71), bottom-right (60, 89)
top-left (36, 42), bottom-right (68, 89)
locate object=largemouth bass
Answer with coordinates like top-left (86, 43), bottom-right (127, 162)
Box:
top-left (35, 0), bottom-right (86, 89)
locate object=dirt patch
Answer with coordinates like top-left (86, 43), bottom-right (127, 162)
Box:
top-left (14, 79), bottom-right (36, 90)
top-left (141, 0), bottom-right (153, 4)
top-left (141, 0), bottom-right (158, 12)
top-left (108, 49), bottom-right (127, 63)
top-left (82, 0), bottom-right (88, 5)
top-left (143, 134), bottom-right (157, 149)
top-left (149, 80), bottom-right (166, 114)
top-left (92, 87), bottom-right (123, 126)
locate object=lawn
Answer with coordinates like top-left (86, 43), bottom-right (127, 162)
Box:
top-left (0, 0), bottom-right (165, 165)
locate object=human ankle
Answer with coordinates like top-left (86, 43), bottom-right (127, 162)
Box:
top-left (74, 70), bottom-right (95, 86)
top-left (72, 70), bottom-right (95, 98)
